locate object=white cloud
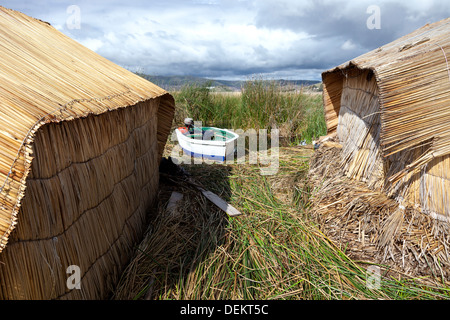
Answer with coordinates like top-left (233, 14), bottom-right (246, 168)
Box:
top-left (341, 39), bottom-right (356, 50)
top-left (80, 38), bottom-right (104, 52)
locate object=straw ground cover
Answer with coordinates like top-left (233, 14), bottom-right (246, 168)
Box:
top-left (114, 144), bottom-right (450, 300)
top-left (114, 81), bottom-right (450, 300)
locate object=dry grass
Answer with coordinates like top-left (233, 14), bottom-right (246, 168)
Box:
top-left (308, 142), bottom-right (450, 288)
top-left (113, 144), bottom-right (450, 300)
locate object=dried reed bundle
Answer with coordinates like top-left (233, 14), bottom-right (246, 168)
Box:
top-left (322, 72), bottom-right (343, 133)
top-left (309, 144), bottom-right (450, 283)
top-left (337, 68), bottom-right (384, 190)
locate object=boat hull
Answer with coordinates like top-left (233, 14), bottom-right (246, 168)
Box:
top-left (175, 127), bottom-right (238, 162)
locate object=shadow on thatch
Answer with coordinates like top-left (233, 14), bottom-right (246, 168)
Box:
top-left (308, 142), bottom-right (450, 284)
top-left (113, 159), bottom-right (233, 300)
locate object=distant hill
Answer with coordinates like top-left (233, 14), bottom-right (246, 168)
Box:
top-left (135, 73), bottom-right (321, 92)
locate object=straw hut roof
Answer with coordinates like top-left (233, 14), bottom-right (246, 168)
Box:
top-left (0, 7), bottom-right (174, 253)
top-left (322, 18), bottom-right (450, 183)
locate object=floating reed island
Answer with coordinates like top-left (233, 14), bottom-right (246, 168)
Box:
top-left (310, 18), bottom-right (450, 278)
top-left (0, 7), bottom-right (175, 299)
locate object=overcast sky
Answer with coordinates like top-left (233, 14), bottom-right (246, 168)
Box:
top-left (2, 0), bottom-right (450, 80)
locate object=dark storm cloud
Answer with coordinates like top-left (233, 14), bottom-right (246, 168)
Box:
top-left (254, 0), bottom-right (450, 70)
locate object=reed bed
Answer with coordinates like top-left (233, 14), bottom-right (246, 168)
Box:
top-left (170, 79), bottom-right (325, 145)
top-left (114, 74), bottom-right (450, 300)
top-left (114, 145), bottom-right (450, 300)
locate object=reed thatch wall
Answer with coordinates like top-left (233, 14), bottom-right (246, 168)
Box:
top-left (0, 7), bottom-right (175, 299)
top-left (337, 68), bottom-right (384, 190)
top-left (321, 18), bottom-right (450, 222)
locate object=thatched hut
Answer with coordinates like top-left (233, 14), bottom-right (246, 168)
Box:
top-left (0, 7), bottom-right (175, 299)
top-left (308, 18), bottom-right (450, 276)
top-left (321, 18), bottom-right (450, 223)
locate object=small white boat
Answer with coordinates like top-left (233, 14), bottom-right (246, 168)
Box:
top-left (175, 126), bottom-right (239, 162)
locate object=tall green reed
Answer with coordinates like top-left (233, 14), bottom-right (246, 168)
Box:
top-left (171, 78), bottom-right (326, 144)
